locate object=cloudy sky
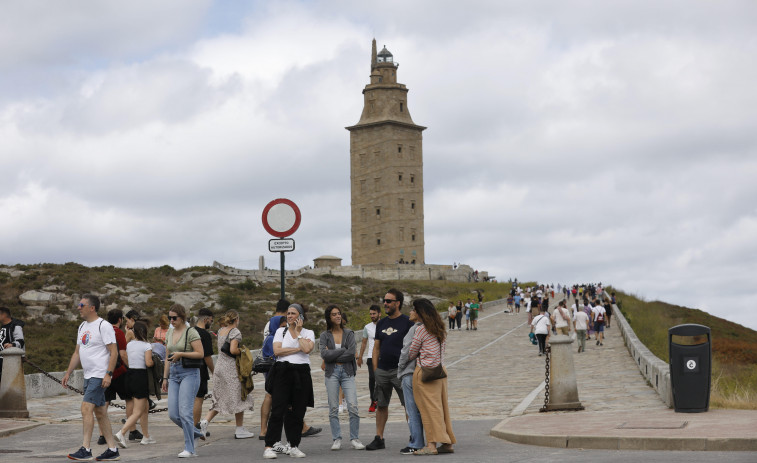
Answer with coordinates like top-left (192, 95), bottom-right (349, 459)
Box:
top-left (2, 1), bottom-right (756, 330)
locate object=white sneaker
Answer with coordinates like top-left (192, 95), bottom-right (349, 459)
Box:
top-left (114, 430), bottom-right (127, 448)
top-left (140, 436), bottom-right (156, 445)
top-left (331, 439), bottom-right (342, 450)
top-left (272, 441), bottom-right (291, 454)
top-left (178, 450), bottom-right (197, 458)
top-left (263, 448), bottom-right (278, 459)
top-left (199, 419), bottom-right (209, 438)
top-left (235, 428), bottom-right (255, 439)
top-left (288, 447), bottom-right (306, 458)
top-left (350, 439), bottom-right (365, 450)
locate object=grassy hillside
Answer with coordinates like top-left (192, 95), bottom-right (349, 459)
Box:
top-left (0, 264), bottom-right (517, 375)
top-left (611, 288), bottom-right (757, 409)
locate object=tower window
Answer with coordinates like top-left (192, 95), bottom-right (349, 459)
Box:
top-left (411, 234), bottom-right (416, 241)
top-left (398, 146), bottom-right (402, 153)
top-left (377, 239), bottom-right (381, 245)
top-left (376, 208), bottom-right (381, 217)
top-left (411, 201), bottom-right (416, 214)
top-left (410, 174), bottom-right (415, 185)
top-left (378, 77), bottom-right (383, 83)
top-left (400, 102), bottom-right (404, 112)
top-left (398, 173), bottom-right (403, 182)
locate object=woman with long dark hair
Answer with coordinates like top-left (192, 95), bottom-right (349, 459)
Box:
top-left (407, 299), bottom-right (456, 455)
top-left (320, 305), bottom-right (364, 450)
top-left (114, 321), bottom-right (155, 447)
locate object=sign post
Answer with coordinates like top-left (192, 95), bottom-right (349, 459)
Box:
top-left (262, 199), bottom-right (301, 300)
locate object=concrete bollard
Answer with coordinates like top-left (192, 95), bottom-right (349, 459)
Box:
top-left (0, 347), bottom-right (30, 418)
top-left (546, 335), bottom-right (584, 411)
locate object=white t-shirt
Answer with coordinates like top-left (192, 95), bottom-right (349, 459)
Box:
top-left (77, 318), bottom-right (116, 379)
top-left (126, 340), bottom-right (152, 369)
top-left (553, 306), bottom-right (570, 328)
top-left (531, 314), bottom-right (551, 335)
top-left (362, 322), bottom-right (376, 361)
top-left (273, 327), bottom-right (315, 365)
top-left (593, 305), bottom-right (607, 322)
top-left (574, 311), bottom-right (590, 331)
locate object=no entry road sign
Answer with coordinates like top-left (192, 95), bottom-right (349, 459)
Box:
top-left (262, 198), bottom-right (301, 238)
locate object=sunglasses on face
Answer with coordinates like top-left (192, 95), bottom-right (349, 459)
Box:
top-left (383, 299), bottom-right (397, 304)
top-left (169, 316), bottom-right (179, 321)
top-left (78, 303), bottom-right (87, 308)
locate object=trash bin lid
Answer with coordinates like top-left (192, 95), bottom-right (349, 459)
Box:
top-left (669, 324), bottom-right (710, 336)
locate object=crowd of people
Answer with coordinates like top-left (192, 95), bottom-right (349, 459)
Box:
top-left (55, 287), bottom-right (457, 460)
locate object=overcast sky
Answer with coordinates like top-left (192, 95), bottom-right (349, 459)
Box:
top-left (1, 1), bottom-right (756, 330)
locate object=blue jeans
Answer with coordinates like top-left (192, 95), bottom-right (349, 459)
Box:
top-left (324, 365), bottom-right (359, 441)
top-left (168, 364), bottom-right (204, 454)
top-left (401, 373), bottom-right (424, 449)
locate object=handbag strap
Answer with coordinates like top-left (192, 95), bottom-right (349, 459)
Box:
top-left (183, 327), bottom-right (195, 352)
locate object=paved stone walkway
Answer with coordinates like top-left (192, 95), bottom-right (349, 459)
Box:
top-left (22, 300), bottom-right (666, 427)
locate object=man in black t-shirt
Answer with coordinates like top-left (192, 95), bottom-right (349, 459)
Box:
top-left (193, 308), bottom-right (215, 430)
top-left (366, 289), bottom-right (414, 451)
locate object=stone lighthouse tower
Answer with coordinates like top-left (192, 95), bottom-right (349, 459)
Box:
top-left (346, 39), bottom-right (426, 265)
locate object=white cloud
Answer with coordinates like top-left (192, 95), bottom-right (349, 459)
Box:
top-left (1, 1), bottom-right (756, 330)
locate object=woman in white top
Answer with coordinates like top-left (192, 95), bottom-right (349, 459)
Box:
top-left (263, 304), bottom-right (314, 459)
top-left (114, 321), bottom-right (154, 447)
top-left (530, 306), bottom-right (551, 356)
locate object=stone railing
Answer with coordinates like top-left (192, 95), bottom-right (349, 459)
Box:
top-left (610, 299), bottom-right (673, 407)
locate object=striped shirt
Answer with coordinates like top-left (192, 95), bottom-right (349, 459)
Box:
top-left (408, 324), bottom-right (445, 368)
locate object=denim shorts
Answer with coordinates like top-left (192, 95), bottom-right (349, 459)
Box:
top-left (83, 377), bottom-right (107, 407)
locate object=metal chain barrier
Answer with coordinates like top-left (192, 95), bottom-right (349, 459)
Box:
top-left (22, 357), bottom-right (170, 413)
top-left (539, 344), bottom-right (551, 412)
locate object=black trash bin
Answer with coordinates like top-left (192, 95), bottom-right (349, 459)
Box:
top-left (668, 324), bottom-right (711, 413)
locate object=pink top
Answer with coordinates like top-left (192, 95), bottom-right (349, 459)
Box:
top-left (408, 324), bottom-right (445, 368)
top-left (153, 326), bottom-right (168, 344)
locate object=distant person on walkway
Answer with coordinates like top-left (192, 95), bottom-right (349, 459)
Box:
top-left (604, 301), bottom-right (612, 328)
top-left (0, 307), bottom-right (25, 386)
top-left (464, 299), bottom-right (472, 330)
top-left (193, 309), bottom-right (215, 433)
top-left (62, 294), bottom-right (121, 461)
top-left (530, 306), bottom-right (551, 356)
top-left (573, 307), bottom-right (590, 353)
top-left (114, 320), bottom-right (155, 447)
top-left (551, 300), bottom-right (571, 336)
top-left (263, 303), bottom-right (314, 459)
top-left (366, 289), bottom-right (414, 451)
top-left (447, 302), bottom-right (457, 330)
top-left (358, 304), bottom-right (381, 412)
top-left (592, 301), bottom-right (606, 346)
top-left (397, 302), bottom-right (425, 455)
top-left (407, 299), bottom-right (456, 455)
top-left (513, 293), bottom-right (521, 314)
top-left (161, 304), bottom-right (206, 458)
top-left (455, 301), bottom-right (463, 330)
top-left (201, 310), bottom-right (255, 439)
top-left (320, 305), bottom-right (364, 450)
top-left (469, 300), bottom-right (480, 330)
top-left (153, 314), bottom-right (169, 344)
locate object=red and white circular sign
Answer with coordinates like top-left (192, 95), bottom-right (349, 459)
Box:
top-left (262, 198), bottom-right (301, 238)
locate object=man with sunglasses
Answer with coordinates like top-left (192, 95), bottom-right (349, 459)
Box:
top-left (365, 289), bottom-right (414, 451)
top-left (62, 294), bottom-right (121, 461)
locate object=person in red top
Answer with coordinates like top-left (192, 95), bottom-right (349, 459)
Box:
top-left (97, 309), bottom-right (141, 445)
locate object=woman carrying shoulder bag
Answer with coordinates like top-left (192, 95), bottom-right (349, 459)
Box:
top-left (199, 310), bottom-right (255, 439)
top-left (161, 304), bottom-right (206, 458)
top-left (407, 299), bottom-right (456, 455)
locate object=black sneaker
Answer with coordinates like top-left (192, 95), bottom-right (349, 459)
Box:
top-left (95, 448), bottom-right (120, 461)
top-left (148, 399), bottom-right (156, 410)
top-left (68, 446), bottom-right (94, 461)
top-left (365, 435), bottom-right (385, 450)
top-left (97, 435), bottom-right (106, 445)
top-left (301, 426), bottom-right (321, 437)
top-left (400, 446), bottom-right (418, 455)
top-left (128, 430), bottom-right (143, 441)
